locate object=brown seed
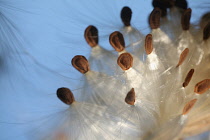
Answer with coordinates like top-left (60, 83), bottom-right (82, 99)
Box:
top-left (149, 8), bottom-right (161, 29)
top-left (57, 87), bottom-right (75, 105)
top-left (117, 53), bottom-right (133, 70)
top-left (203, 22), bottom-right (210, 41)
top-left (175, 0), bottom-right (188, 10)
top-left (152, 0), bottom-right (174, 9)
top-left (84, 25), bottom-right (98, 47)
top-left (200, 12), bottom-right (210, 29)
top-left (125, 88), bottom-right (135, 105)
top-left (121, 6), bottom-right (132, 26)
top-left (71, 55), bottom-right (90, 74)
top-left (182, 99), bottom-right (197, 115)
top-left (160, 8), bottom-right (167, 17)
top-left (109, 31), bottom-right (125, 52)
top-left (176, 48), bottom-right (189, 67)
top-left (194, 79), bottom-right (210, 94)
top-left (181, 8), bottom-right (191, 30)
top-left (145, 34), bottom-right (153, 55)
top-left (152, 0), bottom-right (174, 16)
top-left (183, 69), bottom-right (194, 88)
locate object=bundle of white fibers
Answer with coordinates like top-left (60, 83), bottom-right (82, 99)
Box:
top-left (0, 0), bottom-right (210, 140)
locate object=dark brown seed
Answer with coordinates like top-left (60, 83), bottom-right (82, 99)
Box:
top-left (84, 25), bottom-right (98, 47)
top-left (117, 53), bottom-right (133, 70)
top-left (182, 99), bottom-right (197, 115)
top-left (183, 69), bottom-right (194, 88)
top-left (121, 6), bottom-right (132, 26)
top-left (194, 79), bottom-right (210, 94)
top-left (160, 8), bottom-right (167, 17)
top-left (203, 22), bottom-right (210, 41)
top-left (181, 8), bottom-right (191, 30)
top-left (176, 48), bottom-right (189, 67)
top-left (125, 88), bottom-right (135, 105)
top-left (149, 8), bottom-right (161, 29)
top-left (71, 55), bottom-right (90, 74)
top-left (152, 0), bottom-right (174, 9)
top-left (152, 0), bottom-right (174, 16)
top-left (109, 31), bottom-right (125, 52)
top-left (175, 0), bottom-right (188, 10)
top-left (57, 87), bottom-right (75, 105)
top-left (200, 12), bottom-right (210, 29)
top-left (145, 34), bottom-right (153, 55)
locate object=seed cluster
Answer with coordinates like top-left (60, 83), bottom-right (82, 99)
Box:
top-left (53, 0), bottom-right (210, 139)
